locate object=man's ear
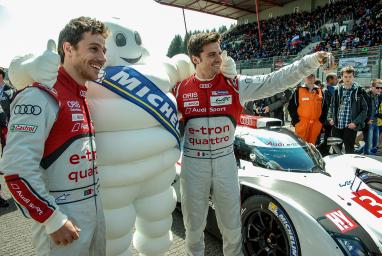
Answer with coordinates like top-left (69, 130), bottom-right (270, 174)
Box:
top-left (62, 42), bottom-right (72, 57)
top-left (192, 56), bottom-right (200, 65)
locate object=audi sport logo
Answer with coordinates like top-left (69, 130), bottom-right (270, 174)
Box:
top-left (13, 104), bottom-right (42, 115)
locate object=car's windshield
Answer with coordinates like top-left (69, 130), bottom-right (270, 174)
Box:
top-left (234, 128), bottom-right (324, 172)
top-left (250, 145), bottom-right (323, 172)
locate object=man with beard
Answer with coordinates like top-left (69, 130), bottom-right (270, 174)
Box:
top-left (173, 31), bottom-right (333, 255)
top-left (0, 17), bottom-right (108, 256)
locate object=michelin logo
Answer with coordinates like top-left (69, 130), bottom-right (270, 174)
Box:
top-left (109, 70), bottom-right (179, 131)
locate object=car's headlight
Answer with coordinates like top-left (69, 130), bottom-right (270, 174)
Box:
top-left (333, 235), bottom-right (368, 256)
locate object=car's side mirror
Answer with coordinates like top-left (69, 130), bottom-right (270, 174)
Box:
top-left (327, 137), bottom-right (343, 155)
top-left (327, 137), bottom-right (343, 146)
top-left (308, 143), bottom-right (326, 171)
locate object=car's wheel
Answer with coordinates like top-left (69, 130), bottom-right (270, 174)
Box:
top-left (241, 195), bottom-right (300, 256)
top-left (361, 175), bottom-right (382, 196)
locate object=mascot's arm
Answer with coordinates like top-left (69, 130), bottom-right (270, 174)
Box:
top-left (9, 39), bottom-right (60, 90)
top-left (164, 54), bottom-right (195, 88)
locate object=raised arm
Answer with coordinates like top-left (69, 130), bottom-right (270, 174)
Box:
top-left (237, 52), bottom-right (331, 104)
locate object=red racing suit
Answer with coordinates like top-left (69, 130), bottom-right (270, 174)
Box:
top-left (173, 53), bottom-right (322, 256)
top-left (0, 67), bottom-right (105, 256)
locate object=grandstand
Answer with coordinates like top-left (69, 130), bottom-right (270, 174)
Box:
top-left (155, 0), bottom-right (382, 86)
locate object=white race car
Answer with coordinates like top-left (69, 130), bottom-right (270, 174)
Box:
top-left (173, 115), bottom-right (382, 256)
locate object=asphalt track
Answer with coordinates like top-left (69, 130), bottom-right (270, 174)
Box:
top-left (0, 180), bottom-right (223, 256)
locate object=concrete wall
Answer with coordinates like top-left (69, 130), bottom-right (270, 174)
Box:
top-left (240, 68), bottom-right (272, 76)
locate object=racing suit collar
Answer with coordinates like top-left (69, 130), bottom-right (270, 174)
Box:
top-left (193, 73), bottom-right (222, 90)
top-left (194, 73), bottom-right (216, 82)
top-left (58, 67), bottom-right (88, 98)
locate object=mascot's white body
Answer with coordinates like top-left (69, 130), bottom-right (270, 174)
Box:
top-left (9, 21), bottom-right (194, 256)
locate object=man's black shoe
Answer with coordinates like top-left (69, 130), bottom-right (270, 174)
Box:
top-left (0, 196), bottom-right (9, 207)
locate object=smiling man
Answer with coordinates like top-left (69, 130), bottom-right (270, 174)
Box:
top-left (173, 31), bottom-right (333, 256)
top-left (0, 17), bottom-right (109, 256)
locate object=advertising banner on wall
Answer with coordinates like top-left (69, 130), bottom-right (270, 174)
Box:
top-left (339, 57), bottom-right (371, 78)
top-left (339, 57), bottom-right (368, 68)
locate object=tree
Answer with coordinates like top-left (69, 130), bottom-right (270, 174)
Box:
top-left (167, 35), bottom-right (183, 58)
top-left (218, 25), bottom-right (228, 34)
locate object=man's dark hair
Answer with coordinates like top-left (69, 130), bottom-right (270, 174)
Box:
top-left (314, 79), bottom-right (322, 86)
top-left (58, 16), bottom-right (109, 64)
top-left (0, 69), bottom-right (5, 79)
top-left (187, 32), bottom-right (221, 59)
top-left (325, 73), bottom-right (337, 82)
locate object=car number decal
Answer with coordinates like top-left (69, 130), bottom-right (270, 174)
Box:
top-left (352, 189), bottom-right (382, 218)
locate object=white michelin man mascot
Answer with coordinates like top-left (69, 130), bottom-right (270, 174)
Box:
top-left (9, 20), bottom-right (236, 256)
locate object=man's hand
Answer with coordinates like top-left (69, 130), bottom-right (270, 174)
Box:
top-left (315, 51), bottom-right (336, 71)
top-left (347, 123), bottom-right (357, 129)
top-left (263, 106), bottom-right (270, 113)
top-left (50, 220), bottom-right (81, 246)
top-left (220, 50), bottom-right (237, 79)
top-left (255, 107), bottom-right (261, 115)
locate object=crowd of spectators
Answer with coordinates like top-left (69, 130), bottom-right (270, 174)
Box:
top-left (314, 1), bottom-right (381, 53)
top-left (221, 0), bottom-right (380, 61)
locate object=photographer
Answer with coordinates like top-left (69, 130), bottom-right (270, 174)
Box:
top-left (243, 91), bottom-right (288, 125)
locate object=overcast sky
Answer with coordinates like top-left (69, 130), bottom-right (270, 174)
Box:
top-left (0, 0), bottom-right (235, 67)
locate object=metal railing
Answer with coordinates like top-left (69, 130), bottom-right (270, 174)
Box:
top-left (236, 45), bottom-right (382, 86)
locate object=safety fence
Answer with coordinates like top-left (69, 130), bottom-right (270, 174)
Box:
top-left (236, 45), bottom-right (382, 87)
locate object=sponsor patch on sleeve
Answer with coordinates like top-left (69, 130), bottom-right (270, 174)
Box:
top-left (13, 104), bottom-right (42, 116)
top-left (10, 124), bottom-right (38, 133)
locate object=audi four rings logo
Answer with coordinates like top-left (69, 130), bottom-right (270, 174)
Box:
top-left (14, 105), bottom-right (42, 115)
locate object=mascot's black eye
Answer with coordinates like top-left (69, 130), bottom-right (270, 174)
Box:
top-left (134, 31), bottom-right (142, 46)
top-left (115, 33), bottom-right (126, 47)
